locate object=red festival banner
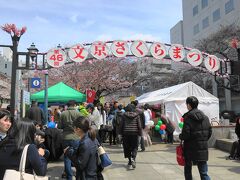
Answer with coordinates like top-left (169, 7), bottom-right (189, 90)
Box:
top-left (86, 89), bottom-right (96, 103)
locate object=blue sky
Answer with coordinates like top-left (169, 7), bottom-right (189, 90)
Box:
top-left (0, 0), bottom-right (182, 52)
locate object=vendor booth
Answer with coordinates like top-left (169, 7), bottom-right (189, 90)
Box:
top-left (137, 81), bottom-right (219, 134)
top-left (31, 82), bottom-right (86, 103)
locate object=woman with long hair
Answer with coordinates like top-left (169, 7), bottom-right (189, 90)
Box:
top-left (98, 103), bottom-right (107, 143)
top-left (64, 116), bottom-right (99, 180)
top-left (0, 118), bottom-right (47, 179)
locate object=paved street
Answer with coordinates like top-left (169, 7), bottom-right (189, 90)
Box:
top-left (47, 142), bottom-right (240, 180)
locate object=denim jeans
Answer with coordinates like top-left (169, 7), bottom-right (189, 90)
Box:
top-left (184, 160), bottom-right (210, 180)
top-left (63, 139), bottom-right (80, 180)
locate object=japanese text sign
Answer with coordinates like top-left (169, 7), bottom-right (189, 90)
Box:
top-left (46, 48), bottom-right (66, 68)
top-left (187, 49), bottom-right (203, 66)
top-left (150, 42), bottom-right (167, 59)
top-left (68, 44), bottom-right (88, 62)
top-left (169, 44), bottom-right (185, 62)
top-left (111, 40), bottom-right (129, 57)
top-left (90, 41), bottom-right (109, 60)
top-left (131, 40), bottom-right (148, 57)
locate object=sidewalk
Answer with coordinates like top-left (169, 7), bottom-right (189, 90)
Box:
top-left (47, 143), bottom-right (240, 180)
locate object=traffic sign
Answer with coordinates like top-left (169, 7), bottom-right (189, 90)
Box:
top-left (30, 78), bottom-right (41, 88)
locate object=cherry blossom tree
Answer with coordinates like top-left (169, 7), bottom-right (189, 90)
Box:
top-left (46, 58), bottom-right (150, 99)
top-left (195, 24), bottom-right (240, 93)
top-left (1, 23), bottom-right (27, 42)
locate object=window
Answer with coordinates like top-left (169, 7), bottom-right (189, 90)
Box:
top-left (193, 24), bottom-right (200, 35)
top-left (5, 64), bottom-right (7, 68)
top-left (225, 0), bottom-right (234, 14)
top-left (193, 5), bottom-right (198, 16)
top-left (202, 0), bottom-right (208, 9)
top-left (202, 17), bottom-right (209, 29)
top-left (213, 9), bottom-right (220, 22)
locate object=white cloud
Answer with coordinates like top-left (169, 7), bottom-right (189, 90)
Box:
top-left (123, 33), bottom-right (162, 41)
top-left (35, 16), bottom-right (49, 24)
top-left (70, 14), bottom-right (79, 23)
top-left (81, 20), bottom-right (95, 28)
top-left (96, 34), bottom-right (113, 41)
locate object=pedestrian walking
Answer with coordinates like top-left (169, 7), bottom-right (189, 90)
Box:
top-left (64, 116), bottom-right (99, 180)
top-left (26, 101), bottom-right (45, 126)
top-left (120, 104), bottom-right (142, 169)
top-left (179, 96), bottom-right (212, 180)
top-left (131, 100), bottom-right (145, 151)
top-left (58, 100), bottom-right (81, 180)
top-left (114, 105), bottom-right (124, 144)
top-left (226, 116), bottom-right (240, 160)
top-left (160, 114), bottom-right (175, 144)
top-left (0, 118), bottom-right (47, 180)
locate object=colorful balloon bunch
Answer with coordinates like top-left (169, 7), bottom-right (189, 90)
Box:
top-left (155, 119), bottom-right (166, 135)
top-left (179, 117), bottom-right (184, 129)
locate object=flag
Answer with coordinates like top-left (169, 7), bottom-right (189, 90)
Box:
top-left (86, 89), bottom-right (96, 103)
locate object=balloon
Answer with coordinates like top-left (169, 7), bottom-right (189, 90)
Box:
top-left (48, 121), bottom-right (56, 128)
top-left (160, 124), bottom-right (166, 130)
top-left (179, 122), bottom-right (184, 129)
top-left (155, 125), bottom-right (160, 131)
top-left (180, 117), bottom-right (184, 122)
top-left (159, 130), bottom-right (165, 135)
top-left (157, 120), bottom-right (163, 126)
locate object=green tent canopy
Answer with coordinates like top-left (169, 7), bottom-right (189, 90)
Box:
top-left (31, 82), bottom-right (86, 103)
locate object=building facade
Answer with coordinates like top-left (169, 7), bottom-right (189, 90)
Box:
top-left (0, 54), bottom-right (12, 77)
top-left (170, 0), bottom-right (240, 113)
top-left (136, 58), bottom-right (173, 95)
top-left (171, 0), bottom-right (240, 47)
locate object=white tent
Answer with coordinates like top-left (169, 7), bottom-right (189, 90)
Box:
top-left (137, 81), bottom-right (219, 134)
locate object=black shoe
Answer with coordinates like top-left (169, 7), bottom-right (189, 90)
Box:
top-left (62, 172), bottom-right (67, 178)
top-left (128, 161), bottom-right (132, 166)
top-left (226, 156), bottom-right (234, 160)
top-left (234, 156), bottom-right (240, 160)
top-left (132, 159), bottom-right (136, 168)
top-left (141, 149), bottom-right (145, 152)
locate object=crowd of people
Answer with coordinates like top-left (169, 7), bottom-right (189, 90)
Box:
top-left (0, 96), bottom-right (240, 180)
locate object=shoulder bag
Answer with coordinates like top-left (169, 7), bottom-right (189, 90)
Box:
top-left (3, 144), bottom-right (49, 180)
top-left (98, 146), bottom-right (112, 168)
top-left (176, 141), bottom-right (185, 166)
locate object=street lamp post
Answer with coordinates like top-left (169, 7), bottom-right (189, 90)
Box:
top-left (9, 35), bottom-right (19, 116)
top-left (27, 43), bottom-right (39, 69)
top-left (43, 69), bottom-right (48, 125)
top-left (1, 24), bottom-right (51, 118)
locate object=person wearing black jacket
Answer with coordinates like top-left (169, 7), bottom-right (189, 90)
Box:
top-left (179, 96), bottom-right (212, 180)
top-left (160, 114), bottom-right (175, 144)
top-left (120, 104), bottom-right (142, 169)
top-left (64, 116), bottom-right (99, 180)
top-left (131, 100), bottom-right (146, 151)
top-left (0, 110), bottom-right (12, 144)
top-left (26, 101), bottom-right (45, 126)
top-left (226, 117), bottom-right (240, 160)
top-left (0, 118), bottom-right (47, 180)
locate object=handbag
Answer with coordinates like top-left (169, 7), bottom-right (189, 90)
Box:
top-left (176, 141), bottom-right (185, 166)
top-left (98, 146), bottom-right (112, 168)
top-left (3, 145), bottom-right (49, 180)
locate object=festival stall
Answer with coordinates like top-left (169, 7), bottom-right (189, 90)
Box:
top-left (31, 82), bottom-right (86, 103)
top-left (137, 81), bottom-right (219, 134)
